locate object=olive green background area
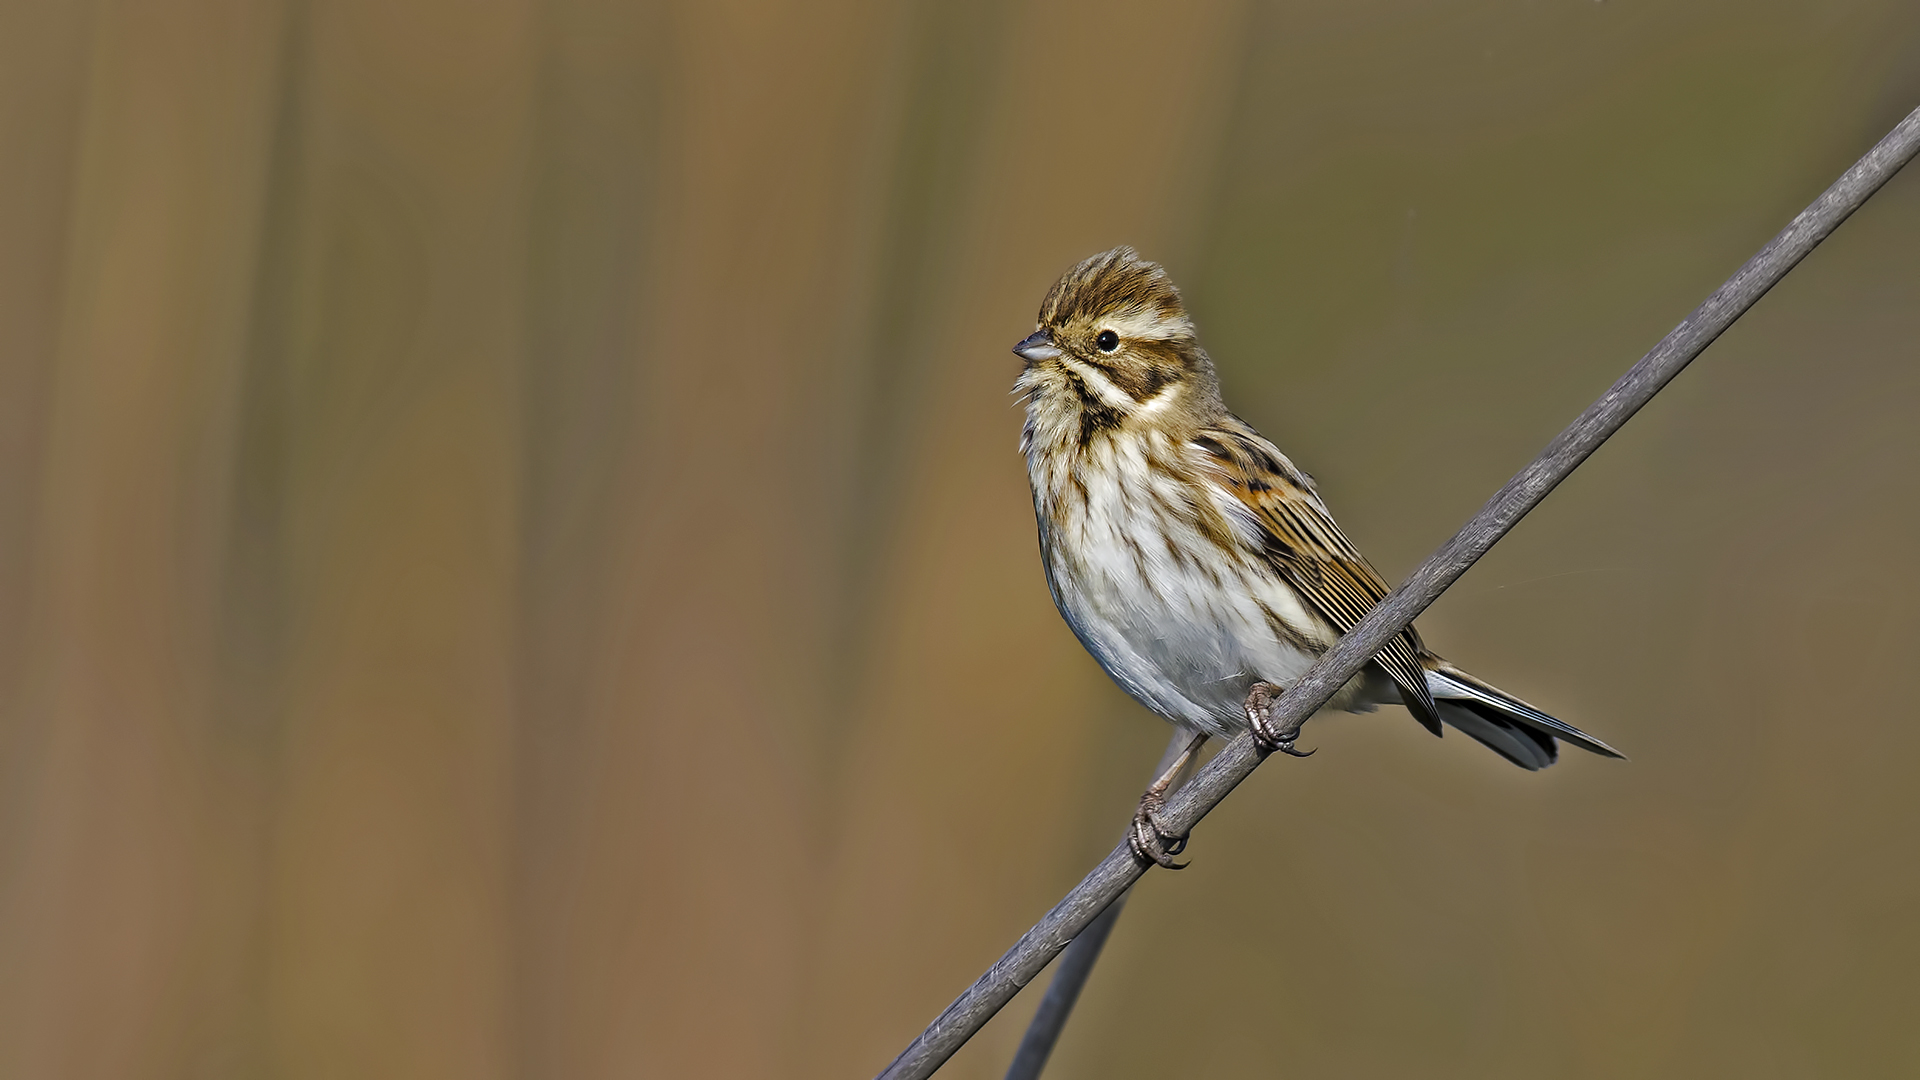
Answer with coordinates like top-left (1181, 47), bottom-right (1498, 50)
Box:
top-left (2, 1), bottom-right (1918, 1077)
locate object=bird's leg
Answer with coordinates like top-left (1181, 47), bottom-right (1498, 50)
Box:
top-left (1128, 731), bottom-right (1209, 870)
top-left (1246, 680), bottom-right (1315, 758)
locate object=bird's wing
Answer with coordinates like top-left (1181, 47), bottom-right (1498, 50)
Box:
top-left (1192, 418), bottom-right (1444, 734)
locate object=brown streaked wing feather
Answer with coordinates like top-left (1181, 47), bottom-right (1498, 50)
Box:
top-left (1198, 421), bottom-right (1444, 734)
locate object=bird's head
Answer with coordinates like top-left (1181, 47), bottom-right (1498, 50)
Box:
top-left (1012, 247), bottom-right (1220, 452)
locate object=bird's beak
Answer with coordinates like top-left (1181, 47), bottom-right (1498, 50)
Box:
top-left (1013, 329), bottom-right (1061, 363)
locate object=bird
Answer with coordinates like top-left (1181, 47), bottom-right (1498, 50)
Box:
top-left (1011, 246), bottom-right (1622, 866)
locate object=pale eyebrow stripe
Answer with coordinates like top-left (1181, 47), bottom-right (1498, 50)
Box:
top-left (1100, 304), bottom-right (1192, 342)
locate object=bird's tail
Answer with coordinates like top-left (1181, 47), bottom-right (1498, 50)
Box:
top-left (1420, 658), bottom-right (1625, 771)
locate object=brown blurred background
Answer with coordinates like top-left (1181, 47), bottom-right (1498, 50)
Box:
top-left (1, 1), bottom-right (1918, 1077)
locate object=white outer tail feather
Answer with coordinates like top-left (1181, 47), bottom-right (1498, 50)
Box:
top-left (1423, 666), bottom-right (1625, 769)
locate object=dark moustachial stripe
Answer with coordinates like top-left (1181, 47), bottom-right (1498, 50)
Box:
top-left (1077, 401), bottom-right (1125, 445)
top-left (1063, 370), bottom-right (1124, 446)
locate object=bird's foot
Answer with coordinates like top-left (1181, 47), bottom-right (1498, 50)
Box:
top-left (1127, 790), bottom-right (1190, 870)
top-left (1246, 681), bottom-right (1314, 758)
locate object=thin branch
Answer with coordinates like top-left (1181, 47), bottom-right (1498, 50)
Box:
top-left (876, 105), bottom-right (1920, 1080)
top-left (1003, 731), bottom-right (1196, 1080)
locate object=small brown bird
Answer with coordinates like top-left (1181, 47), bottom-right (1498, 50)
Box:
top-left (1012, 247), bottom-right (1621, 866)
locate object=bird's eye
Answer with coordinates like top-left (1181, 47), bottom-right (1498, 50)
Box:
top-left (1095, 330), bottom-right (1120, 352)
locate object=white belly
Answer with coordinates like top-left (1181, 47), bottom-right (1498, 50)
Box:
top-left (1035, 443), bottom-right (1358, 738)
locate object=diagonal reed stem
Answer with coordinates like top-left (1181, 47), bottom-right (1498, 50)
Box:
top-left (1001, 731), bottom-right (1196, 1080)
top-left (876, 105), bottom-right (1920, 1080)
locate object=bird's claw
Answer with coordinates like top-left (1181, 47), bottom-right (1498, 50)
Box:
top-left (1128, 792), bottom-right (1190, 870)
top-left (1246, 681), bottom-right (1313, 758)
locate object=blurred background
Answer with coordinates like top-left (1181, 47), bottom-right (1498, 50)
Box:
top-left (1, 0), bottom-right (1918, 1077)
